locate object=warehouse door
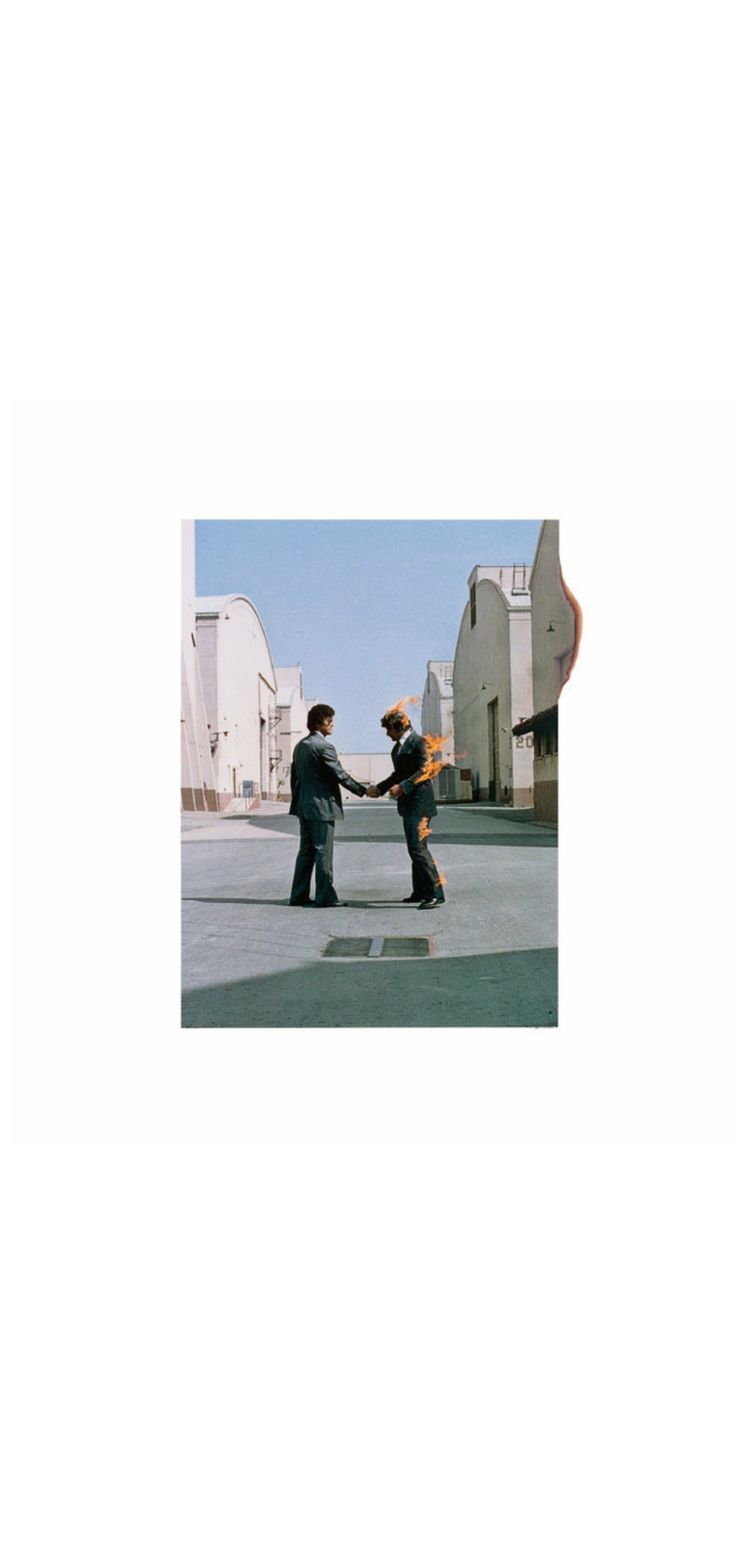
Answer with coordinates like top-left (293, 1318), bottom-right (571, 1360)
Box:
top-left (487, 698), bottom-right (500, 801)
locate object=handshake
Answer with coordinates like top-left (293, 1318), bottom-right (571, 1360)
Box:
top-left (365, 783), bottom-right (401, 799)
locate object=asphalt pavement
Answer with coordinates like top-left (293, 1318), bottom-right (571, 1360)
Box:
top-left (181, 799), bottom-right (558, 1028)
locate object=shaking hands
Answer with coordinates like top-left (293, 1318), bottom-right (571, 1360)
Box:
top-left (365, 784), bottom-right (401, 799)
top-left (365, 785), bottom-right (381, 798)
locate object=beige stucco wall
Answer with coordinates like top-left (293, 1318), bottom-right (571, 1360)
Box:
top-left (533, 753), bottom-right (559, 823)
top-left (181, 522), bottom-right (217, 810)
top-left (529, 520), bottom-right (576, 711)
top-left (337, 753), bottom-right (392, 790)
top-left (524, 521), bottom-right (576, 824)
top-left (421, 661), bottom-right (455, 763)
top-left (274, 666), bottom-right (310, 798)
top-left (453, 574), bottom-right (534, 804)
top-left (195, 594), bottom-right (278, 802)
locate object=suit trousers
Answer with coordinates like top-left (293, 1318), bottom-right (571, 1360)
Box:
top-left (290, 815), bottom-right (338, 906)
top-left (402, 812), bottom-right (443, 900)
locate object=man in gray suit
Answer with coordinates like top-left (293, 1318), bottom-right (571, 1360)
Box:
top-left (289, 704), bottom-right (367, 907)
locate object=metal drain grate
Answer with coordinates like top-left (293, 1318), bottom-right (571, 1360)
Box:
top-left (323, 936), bottom-right (430, 959)
top-left (323, 937), bottom-right (374, 958)
top-left (379, 937), bottom-right (430, 958)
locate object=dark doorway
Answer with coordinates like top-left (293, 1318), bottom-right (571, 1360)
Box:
top-left (487, 698), bottom-right (500, 801)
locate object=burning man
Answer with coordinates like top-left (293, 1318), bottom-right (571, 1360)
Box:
top-left (289, 703), bottom-right (367, 907)
top-left (366, 707), bottom-right (445, 910)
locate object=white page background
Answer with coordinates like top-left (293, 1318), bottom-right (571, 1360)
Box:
top-left (8, 4), bottom-right (734, 1547)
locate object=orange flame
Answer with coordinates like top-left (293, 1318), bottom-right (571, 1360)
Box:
top-left (417, 796), bottom-right (446, 887)
top-left (418, 813), bottom-right (446, 887)
top-left (415, 731), bottom-right (451, 785)
top-left (384, 694), bottom-right (420, 721)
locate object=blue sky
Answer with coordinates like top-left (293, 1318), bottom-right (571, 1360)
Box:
top-left (195, 520), bottom-right (542, 750)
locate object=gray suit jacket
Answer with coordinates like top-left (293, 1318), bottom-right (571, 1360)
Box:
top-left (289, 733), bottom-right (366, 821)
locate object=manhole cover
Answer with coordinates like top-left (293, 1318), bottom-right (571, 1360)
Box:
top-left (323, 938), bottom-right (374, 958)
top-left (323, 936), bottom-right (430, 959)
top-left (380, 937), bottom-right (430, 958)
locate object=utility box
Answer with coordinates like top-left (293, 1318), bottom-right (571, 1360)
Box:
top-left (437, 765), bottom-right (473, 803)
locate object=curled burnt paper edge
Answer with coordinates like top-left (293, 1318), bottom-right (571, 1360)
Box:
top-left (559, 566), bottom-right (583, 691)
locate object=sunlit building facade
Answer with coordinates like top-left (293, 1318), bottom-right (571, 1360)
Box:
top-left (512, 521), bottom-right (578, 823)
top-left (181, 521), bottom-right (218, 811)
top-left (194, 594), bottom-right (279, 806)
top-left (421, 660), bottom-right (455, 763)
top-left (273, 666), bottom-right (310, 800)
top-left (452, 564), bottom-right (534, 806)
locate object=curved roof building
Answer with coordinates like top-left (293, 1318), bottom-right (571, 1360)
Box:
top-left (452, 565), bottom-right (533, 805)
top-left (194, 594), bottom-right (278, 805)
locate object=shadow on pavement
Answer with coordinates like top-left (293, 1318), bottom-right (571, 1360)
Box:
top-left (244, 815), bottom-right (557, 849)
top-left (184, 896), bottom-right (292, 907)
top-left (181, 897), bottom-right (419, 908)
top-left (181, 947), bottom-right (558, 1028)
top-left (336, 833), bottom-right (557, 848)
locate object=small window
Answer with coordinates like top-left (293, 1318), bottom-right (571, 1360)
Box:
top-left (470, 582), bottom-right (477, 628)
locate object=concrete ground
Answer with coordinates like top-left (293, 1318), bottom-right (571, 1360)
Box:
top-left (181, 799), bottom-right (557, 1028)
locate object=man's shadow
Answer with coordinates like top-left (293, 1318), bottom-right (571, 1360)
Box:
top-left (182, 896), bottom-right (414, 908)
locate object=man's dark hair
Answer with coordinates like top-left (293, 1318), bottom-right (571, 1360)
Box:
top-left (381, 710), bottom-right (410, 733)
top-left (307, 703), bottom-right (335, 732)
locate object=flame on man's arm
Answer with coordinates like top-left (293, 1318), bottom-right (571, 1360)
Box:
top-left (414, 731), bottom-right (451, 785)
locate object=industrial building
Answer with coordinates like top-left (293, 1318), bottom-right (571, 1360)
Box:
top-left (181, 521), bottom-right (218, 811)
top-left (452, 563), bottom-right (534, 806)
top-left (193, 594), bottom-right (279, 807)
top-left (511, 521), bottom-right (579, 823)
top-left (273, 666), bottom-right (310, 800)
top-left (421, 660), bottom-right (455, 763)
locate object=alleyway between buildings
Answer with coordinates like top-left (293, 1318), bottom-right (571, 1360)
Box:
top-left (182, 800), bottom-right (557, 1028)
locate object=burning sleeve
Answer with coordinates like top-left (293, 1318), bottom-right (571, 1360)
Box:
top-left (397, 737), bottom-right (431, 793)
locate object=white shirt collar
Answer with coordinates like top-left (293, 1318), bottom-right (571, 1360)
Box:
top-left (397, 728), bottom-right (412, 748)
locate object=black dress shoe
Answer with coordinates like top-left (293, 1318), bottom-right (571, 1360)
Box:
top-left (403, 894), bottom-right (424, 903)
top-left (418, 897), bottom-right (444, 910)
top-left (316, 900), bottom-right (349, 908)
top-left (289, 899), bottom-right (313, 907)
